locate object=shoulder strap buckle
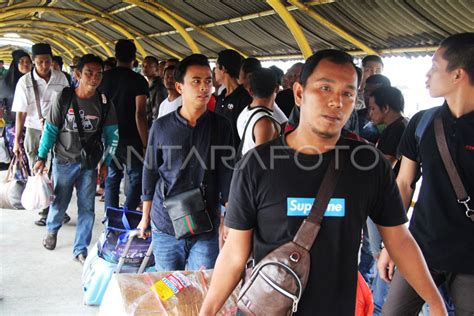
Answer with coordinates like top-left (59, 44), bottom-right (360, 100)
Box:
top-left (457, 197), bottom-right (474, 221)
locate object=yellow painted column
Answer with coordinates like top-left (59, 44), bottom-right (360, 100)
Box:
top-left (124, 0), bottom-right (201, 54)
top-left (289, 0), bottom-right (378, 55)
top-left (267, 0), bottom-right (313, 59)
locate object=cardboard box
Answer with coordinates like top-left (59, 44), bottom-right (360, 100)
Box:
top-left (99, 270), bottom-right (239, 315)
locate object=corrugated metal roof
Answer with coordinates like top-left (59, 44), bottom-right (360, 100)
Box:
top-left (0, 0), bottom-right (472, 63)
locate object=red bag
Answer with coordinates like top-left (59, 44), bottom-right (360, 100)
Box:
top-left (355, 271), bottom-right (374, 316)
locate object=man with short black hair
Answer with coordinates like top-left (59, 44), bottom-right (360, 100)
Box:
top-left (277, 62), bottom-right (303, 118)
top-left (158, 60), bottom-right (166, 78)
top-left (52, 56), bottom-right (72, 86)
top-left (138, 54), bottom-right (233, 272)
top-left (214, 49), bottom-right (252, 149)
top-left (34, 54), bottom-right (118, 264)
top-left (100, 39), bottom-right (149, 212)
top-left (236, 68), bottom-right (281, 157)
top-left (157, 65), bottom-right (181, 118)
top-left (380, 32), bottom-right (474, 316)
top-left (11, 43), bottom-right (69, 226)
top-left (200, 49), bottom-right (446, 316)
top-left (238, 57), bottom-right (261, 93)
top-left (142, 55), bottom-right (167, 124)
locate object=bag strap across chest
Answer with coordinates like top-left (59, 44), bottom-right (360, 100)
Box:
top-left (292, 143), bottom-right (345, 250)
top-left (30, 69), bottom-right (43, 121)
top-left (433, 116), bottom-right (474, 221)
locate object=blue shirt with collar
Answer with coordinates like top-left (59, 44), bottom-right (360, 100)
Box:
top-left (142, 108), bottom-right (234, 237)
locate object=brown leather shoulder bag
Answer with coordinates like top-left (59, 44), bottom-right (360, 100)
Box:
top-left (237, 152), bottom-right (343, 315)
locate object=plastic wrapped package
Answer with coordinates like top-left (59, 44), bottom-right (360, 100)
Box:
top-left (100, 270), bottom-right (239, 316)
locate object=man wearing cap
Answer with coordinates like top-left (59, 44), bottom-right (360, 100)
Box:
top-left (11, 43), bottom-right (69, 225)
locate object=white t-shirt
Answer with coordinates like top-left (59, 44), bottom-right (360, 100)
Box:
top-left (273, 102), bottom-right (288, 125)
top-left (11, 69), bottom-right (69, 130)
top-left (157, 95), bottom-right (182, 118)
top-left (237, 105), bottom-right (281, 156)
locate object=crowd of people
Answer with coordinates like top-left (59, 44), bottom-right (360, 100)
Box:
top-left (0, 31), bottom-right (472, 315)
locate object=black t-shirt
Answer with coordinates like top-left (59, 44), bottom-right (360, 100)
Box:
top-left (275, 88), bottom-right (295, 117)
top-left (225, 136), bottom-right (407, 315)
top-left (215, 85), bottom-right (252, 148)
top-left (377, 116), bottom-right (408, 175)
top-left (398, 103), bottom-right (474, 274)
top-left (99, 67), bottom-right (149, 145)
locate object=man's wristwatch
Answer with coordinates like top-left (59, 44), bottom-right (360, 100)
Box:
top-left (36, 156), bottom-right (46, 163)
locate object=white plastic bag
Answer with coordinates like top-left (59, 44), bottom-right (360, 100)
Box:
top-left (21, 174), bottom-right (55, 210)
top-left (0, 136), bottom-right (10, 164)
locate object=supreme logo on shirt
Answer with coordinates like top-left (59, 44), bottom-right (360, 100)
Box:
top-left (465, 144), bottom-right (474, 151)
top-left (287, 197), bottom-right (346, 217)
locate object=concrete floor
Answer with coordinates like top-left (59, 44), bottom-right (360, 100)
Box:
top-left (0, 170), bottom-right (107, 315)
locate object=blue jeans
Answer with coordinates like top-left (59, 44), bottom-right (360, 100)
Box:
top-left (46, 158), bottom-right (96, 257)
top-left (366, 218), bottom-right (389, 314)
top-left (358, 224), bottom-right (375, 284)
top-left (372, 269), bottom-right (390, 315)
top-left (105, 144), bottom-right (143, 211)
top-left (151, 229), bottom-right (219, 271)
top-left (367, 217), bottom-right (383, 258)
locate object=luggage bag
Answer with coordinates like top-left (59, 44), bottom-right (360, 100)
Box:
top-left (82, 230), bottom-right (155, 306)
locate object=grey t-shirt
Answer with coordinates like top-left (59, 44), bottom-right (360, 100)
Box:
top-left (47, 92), bottom-right (117, 163)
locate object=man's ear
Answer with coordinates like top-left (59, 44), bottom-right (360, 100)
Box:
top-left (454, 69), bottom-right (464, 82)
top-left (175, 81), bottom-right (183, 94)
top-left (74, 69), bottom-right (81, 81)
top-left (293, 81), bottom-right (303, 108)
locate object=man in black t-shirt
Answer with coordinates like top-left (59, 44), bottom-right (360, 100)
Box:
top-left (276, 62), bottom-right (303, 117)
top-left (142, 56), bottom-right (167, 125)
top-left (379, 33), bottom-right (474, 315)
top-left (99, 39), bottom-right (149, 211)
top-left (200, 50), bottom-right (446, 316)
top-left (214, 49), bottom-right (252, 149)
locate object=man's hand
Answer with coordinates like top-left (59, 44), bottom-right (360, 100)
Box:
top-left (377, 247), bottom-right (396, 283)
top-left (98, 163), bottom-right (108, 181)
top-left (137, 216), bottom-right (151, 239)
top-left (33, 160), bottom-right (45, 175)
top-left (13, 140), bottom-right (22, 157)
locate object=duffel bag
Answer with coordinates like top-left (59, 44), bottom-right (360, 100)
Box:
top-left (97, 207), bottom-right (154, 267)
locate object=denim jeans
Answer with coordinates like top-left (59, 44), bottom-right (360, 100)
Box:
top-left (366, 217), bottom-right (383, 258)
top-left (46, 158), bottom-right (96, 257)
top-left (151, 229), bottom-right (219, 271)
top-left (358, 224), bottom-right (375, 284)
top-left (105, 144), bottom-right (143, 211)
top-left (371, 269), bottom-right (390, 315)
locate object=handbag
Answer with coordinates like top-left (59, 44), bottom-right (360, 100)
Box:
top-left (71, 93), bottom-right (109, 170)
top-left (433, 116), bottom-right (474, 221)
top-left (162, 114), bottom-right (217, 240)
top-left (164, 187), bottom-right (213, 239)
top-left (0, 156), bottom-right (28, 209)
top-left (237, 151), bottom-right (344, 315)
